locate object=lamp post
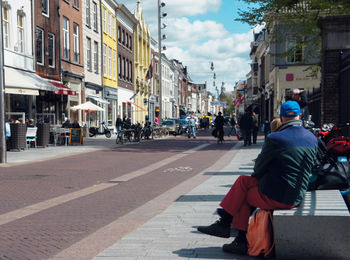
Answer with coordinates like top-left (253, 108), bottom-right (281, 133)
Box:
top-left (0, 0), bottom-right (6, 163)
top-left (158, 1), bottom-right (166, 120)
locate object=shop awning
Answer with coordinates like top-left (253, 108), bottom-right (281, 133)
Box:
top-left (128, 101), bottom-right (146, 111)
top-left (4, 67), bottom-right (58, 92)
top-left (88, 95), bottom-right (109, 104)
top-left (4, 87), bottom-right (39, 96)
top-left (50, 81), bottom-right (77, 95)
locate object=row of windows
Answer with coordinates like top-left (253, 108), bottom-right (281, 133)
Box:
top-left (42, 0), bottom-right (79, 17)
top-left (36, 27), bottom-right (55, 67)
top-left (103, 44), bottom-right (117, 80)
top-left (86, 37), bottom-right (99, 74)
top-left (118, 26), bottom-right (132, 51)
top-left (2, 6), bottom-right (25, 53)
top-left (118, 55), bottom-right (133, 83)
top-left (86, 0), bottom-right (98, 32)
top-left (102, 7), bottom-right (116, 40)
top-left (62, 17), bottom-right (80, 63)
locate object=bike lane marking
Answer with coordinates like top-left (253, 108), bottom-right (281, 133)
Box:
top-left (0, 143), bottom-right (211, 227)
top-left (50, 142), bottom-right (243, 260)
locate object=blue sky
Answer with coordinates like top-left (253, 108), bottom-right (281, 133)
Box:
top-left (123, 0), bottom-right (256, 93)
top-left (189, 1), bottom-right (252, 35)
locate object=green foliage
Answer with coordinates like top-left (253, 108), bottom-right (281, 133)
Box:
top-left (236, 0), bottom-right (350, 77)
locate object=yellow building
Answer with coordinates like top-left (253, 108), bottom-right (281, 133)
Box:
top-left (102, 0), bottom-right (118, 128)
top-left (133, 0), bottom-right (151, 124)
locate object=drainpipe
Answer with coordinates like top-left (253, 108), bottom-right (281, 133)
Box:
top-left (57, 0), bottom-right (63, 123)
top-left (0, 0), bottom-right (6, 163)
top-left (100, 0), bottom-right (104, 126)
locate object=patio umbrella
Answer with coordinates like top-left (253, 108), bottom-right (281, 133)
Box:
top-left (71, 101), bottom-right (104, 127)
top-left (71, 101), bottom-right (104, 112)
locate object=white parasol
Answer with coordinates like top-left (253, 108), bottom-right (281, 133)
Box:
top-left (71, 101), bottom-right (104, 111)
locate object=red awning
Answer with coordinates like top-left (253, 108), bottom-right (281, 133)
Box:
top-left (50, 81), bottom-right (77, 96)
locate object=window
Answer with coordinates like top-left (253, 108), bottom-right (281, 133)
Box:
top-left (113, 50), bottom-right (116, 80)
top-left (129, 61), bottom-right (132, 82)
top-left (36, 27), bottom-right (44, 65)
top-left (2, 6), bottom-right (9, 48)
top-left (122, 57), bottom-right (126, 80)
top-left (48, 33), bottom-right (55, 67)
top-left (73, 0), bottom-right (79, 8)
top-left (103, 44), bottom-right (107, 76)
top-left (125, 60), bottom-right (129, 81)
top-left (287, 36), bottom-right (303, 63)
top-left (129, 35), bottom-right (132, 50)
top-left (92, 2), bottom-right (97, 31)
top-left (112, 16), bottom-right (115, 39)
top-left (108, 12), bottom-right (111, 35)
top-left (118, 26), bottom-right (121, 42)
top-left (122, 29), bottom-right (124, 45)
top-left (108, 47), bottom-right (112, 78)
top-left (17, 15), bottom-right (24, 53)
top-left (86, 0), bottom-right (90, 27)
top-left (94, 41), bottom-right (98, 73)
top-left (73, 23), bottom-right (80, 63)
top-left (126, 33), bottom-right (128, 47)
top-left (102, 7), bottom-right (106, 32)
top-left (86, 37), bottom-right (91, 71)
top-left (118, 55), bottom-right (121, 78)
top-left (63, 17), bottom-right (69, 60)
top-left (42, 0), bottom-right (49, 16)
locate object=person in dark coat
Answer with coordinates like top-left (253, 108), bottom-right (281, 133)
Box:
top-left (62, 118), bottom-right (73, 128)
top-left (116, 115), bottom-right (123, 131)
top-left (214, 112), bottom-right (225, 140)
top-left (252, 112), bottom-right (259, 144)
top-left (123, 113), bottom-right (131, 129)
top-left (239, 110), bottom-right (253, 146)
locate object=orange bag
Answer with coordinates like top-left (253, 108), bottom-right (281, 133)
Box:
top-left (246, 209), bottom-right (275, 258)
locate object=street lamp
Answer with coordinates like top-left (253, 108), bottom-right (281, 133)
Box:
top-left (0, 0), bottom-right (6, 163)
top-left (158, 1), bottom-right (167, 120)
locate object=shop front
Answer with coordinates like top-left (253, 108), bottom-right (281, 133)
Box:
top-left (103, 86), bottom-right (118, 129)
top-left (4, 67), bottom-right (58, 123)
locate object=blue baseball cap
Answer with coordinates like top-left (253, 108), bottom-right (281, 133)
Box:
top-left (280, 101), bottom-right (301, 117)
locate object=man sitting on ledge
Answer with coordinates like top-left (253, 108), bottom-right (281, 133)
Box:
top-left (197, 101), bottom-right (318, 255)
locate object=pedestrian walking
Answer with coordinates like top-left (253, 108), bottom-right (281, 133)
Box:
top-left (239, 110), bottom-right (253, 146)
top-left (228, 115), bottom-right (237, 137)
top-left (188, 114), bottom-right (196, 138)
top-left (252, 112), bottom-right (259, 144)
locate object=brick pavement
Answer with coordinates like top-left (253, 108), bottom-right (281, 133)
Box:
top-left (88, 141), bottom-right (263, 260)
top-left (0, 132), bottom-right (243, 260)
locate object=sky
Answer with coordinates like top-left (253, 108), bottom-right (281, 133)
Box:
top-left (122, 0), bottom-right (256, 94)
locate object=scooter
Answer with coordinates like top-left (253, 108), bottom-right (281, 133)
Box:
top-left (89, 122), bottom-right (111, 138)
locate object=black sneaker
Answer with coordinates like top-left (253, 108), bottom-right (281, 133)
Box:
top-left (197, 220), bottom-right (230, 238)
top-left (222, 238), bottom-right (248, 255)
top-left (216, 208), bottom-right (233, 223)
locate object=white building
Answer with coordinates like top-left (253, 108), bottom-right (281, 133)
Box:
top-left (82, 0), bottom-right (108, 126)
top-left (161, 55), bottom-right (174, 119)
top-left (2, 0), bottom-right (57, 122)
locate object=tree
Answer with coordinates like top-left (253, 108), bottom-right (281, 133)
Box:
top-left (236, 0), bottom-right (350, 75)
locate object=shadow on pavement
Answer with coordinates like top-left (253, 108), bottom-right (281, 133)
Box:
top-left (175, 194), bottom-right (225, 202)
top-left (204, 171), bottom-right (244, 176)
top-left (173, 247), bottom-right (256, 259)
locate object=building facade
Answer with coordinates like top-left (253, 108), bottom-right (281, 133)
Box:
top-left (60, 0), bottom-right (85, 123)
top-left (82, 0), bottom-right (107, 127)
top-left (133, 0), bottom-right (151, 124)
top-left (3, 0), bottom-right (58, 123)
top-left (116, 4), bottom-right (137, 123)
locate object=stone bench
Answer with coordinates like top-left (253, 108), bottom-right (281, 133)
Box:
top-left (274, 190), bottom-right (350, 259)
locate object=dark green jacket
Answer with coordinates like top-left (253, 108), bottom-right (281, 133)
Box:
top-left (252, 120), bottom-right (318, 206)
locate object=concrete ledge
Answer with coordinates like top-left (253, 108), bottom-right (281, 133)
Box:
top-left (274, 190), bottom-right (350, 259)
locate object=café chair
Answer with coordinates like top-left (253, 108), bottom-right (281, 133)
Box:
top-left (26, 127), bottom-right (38, 149)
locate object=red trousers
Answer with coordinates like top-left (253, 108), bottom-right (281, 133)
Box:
top-left (220, 175), bottom-right (294, 231)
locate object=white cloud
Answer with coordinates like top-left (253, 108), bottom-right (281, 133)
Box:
top-left (122, 0), bottom-right (253, 92)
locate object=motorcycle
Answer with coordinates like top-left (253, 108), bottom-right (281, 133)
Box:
top-left (89, 122), bottom-right (111, 138)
